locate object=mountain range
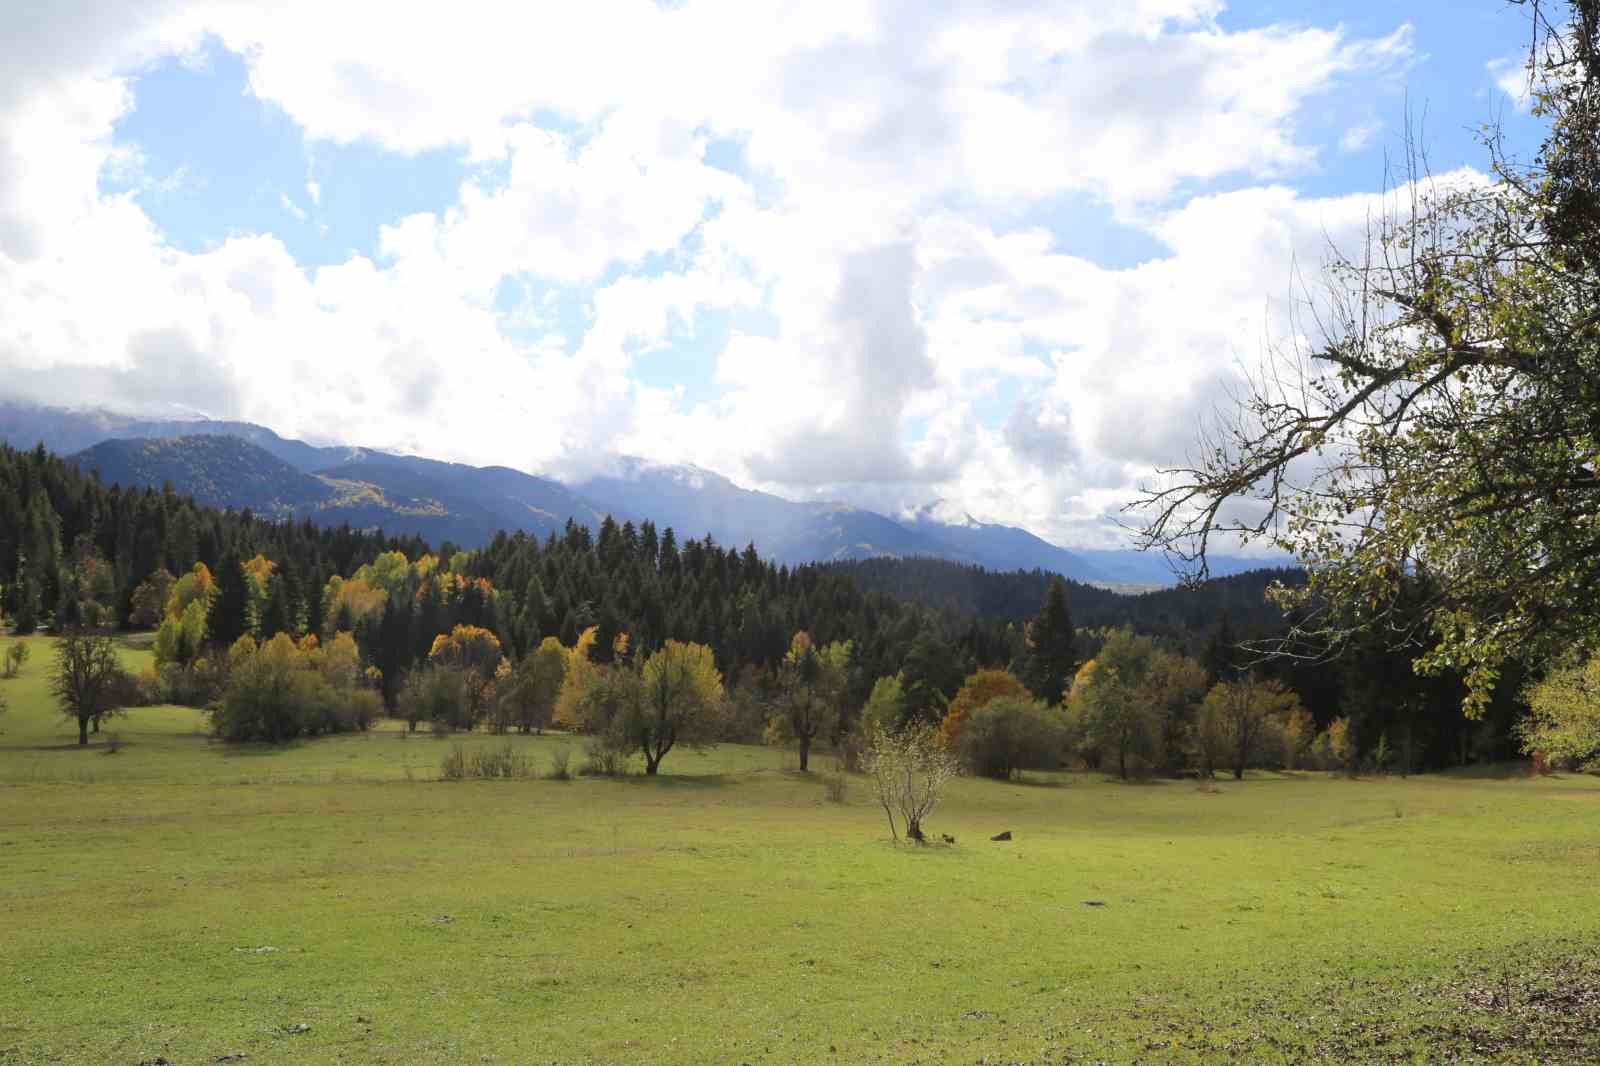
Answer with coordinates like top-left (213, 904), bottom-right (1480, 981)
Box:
top-left (0, 400), bottom-right (1276, 586)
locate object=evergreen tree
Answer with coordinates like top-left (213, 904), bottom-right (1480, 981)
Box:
top-left (901, 628), bottom-right (964, 726)
top-left (1020, 576), bottom-right (1075, 705)
top-left (207, 552), bottom-right (252, 648)
top-left (1202, 611), bottom-right (1238, 687)
top-left (258, 570), bottom-right (296, 640)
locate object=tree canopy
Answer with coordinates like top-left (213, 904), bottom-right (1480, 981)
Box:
top-left (1134, 1), bottom-right (1600, 714)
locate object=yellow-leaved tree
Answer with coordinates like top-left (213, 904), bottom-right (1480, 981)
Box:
top-left (554, 626), bottom-right (599, 729)
top-left (631, 641), bottom-right (724, 775)
top-left (1518, 658), bottom-right (1600, 771)
top-left (427, 624), bottom-right (504, 727)
top-left (496, 637), bottom-right (568, 735)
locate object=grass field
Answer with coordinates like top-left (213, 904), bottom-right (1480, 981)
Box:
top-left (2, 633), bottom-right (1598, 1064)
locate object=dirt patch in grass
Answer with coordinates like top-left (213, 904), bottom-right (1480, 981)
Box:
top-left (1110, 945), bottom-right (1600, 1063)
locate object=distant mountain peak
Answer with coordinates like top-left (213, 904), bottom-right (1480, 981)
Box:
top-left (911, 498), bottom-right (982, 529)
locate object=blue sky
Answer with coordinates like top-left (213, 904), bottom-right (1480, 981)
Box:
top-left (0, 0), bottom-right (1551, 548)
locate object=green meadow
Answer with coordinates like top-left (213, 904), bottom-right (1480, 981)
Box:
top-left (2, 634), bottom-right (1598, 1064)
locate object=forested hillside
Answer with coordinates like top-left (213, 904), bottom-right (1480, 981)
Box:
top-left (0, 443), bottom-right (1015, 713)
top-left (0, 442), bottom-right (1528, 769)
top-left (826, 557), bottom-right (1301, 636)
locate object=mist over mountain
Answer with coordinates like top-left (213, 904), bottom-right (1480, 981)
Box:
top-left (3, 402), bottom-right (1284, 583)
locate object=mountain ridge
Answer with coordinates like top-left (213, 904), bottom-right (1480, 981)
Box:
top-left (2, 401), bottom-right (1281, 583)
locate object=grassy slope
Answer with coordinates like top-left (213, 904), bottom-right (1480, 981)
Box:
top-left (1, 634), bottom-right (1598, 1064)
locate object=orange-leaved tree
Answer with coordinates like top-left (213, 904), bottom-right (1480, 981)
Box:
top-left (937, 668), bottom-right (1030, 749)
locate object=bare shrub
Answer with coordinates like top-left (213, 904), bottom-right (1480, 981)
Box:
top-left (547, 745), bottom-right (573, 780)
top-left (580, 735), bottom-right (628, 777)
top-left (2, 641), bottom-right (29, 679)
top-left (821, 759), bottom-right (848, 803)
top-left (468, 742), bottom-right (531, 779)
top-left (440, 744), bottom-right (468, 780)
top-left (863, 724), bottom-right (958, 843)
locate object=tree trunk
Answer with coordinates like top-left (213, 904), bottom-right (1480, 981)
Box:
top-left (408, 720), bottom-right (417, 733)
top-left (1118, 744), bottom-right (1127, 780)
top-left (92, 715), bottom-right (100, 734)
top-left (906, 818), bottom-right (924, 842)
top-left (78, 717), bottom-right (89, 746)
top-left (798, 734), bottom-right (811, 772)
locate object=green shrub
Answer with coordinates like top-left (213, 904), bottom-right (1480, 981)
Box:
top-left (342, 690), bottom-right (382, 733)
top-left (399, 665), bottom-right (475, 734)
top-left (157, 658), bottom-right (228, 708)
top-left (956, 697), bottom-right (1067, 780)
top-left (211, 634), bottom-right (378, 743)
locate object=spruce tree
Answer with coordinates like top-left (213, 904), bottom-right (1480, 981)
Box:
top-left (207, 551), bottom-right (251, 648)
top-left (1202, 611), bottom-right (1238, 687)
top-left (1022, 577), bottom-right (1075, 705)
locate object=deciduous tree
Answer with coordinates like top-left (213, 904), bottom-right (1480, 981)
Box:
top-left (1518, 657), bottom-right (1600, 769)
top-left (51, 630), bottom-right (133, 746)
top-left (632, 640), bottom-right (724, 775)
top-left (937, 668), bottom-right (1031, 749)
top-left (956, 696), bottom-right (1067, 780)
top-left (864, 723), bottom-right (958, 843)
top-left (428, 624), bottom-right (504, 726)
top-left (767, 631), bottom-right (851, 771)
top-left (499, 637), bottom-right (566, 735)
top-left (1063, 630), bottom-right (1163, 779)
top-left (1134, 3), bottom-right (1600, 715)
top-left (1197, 676), bottom-right (1302, 780)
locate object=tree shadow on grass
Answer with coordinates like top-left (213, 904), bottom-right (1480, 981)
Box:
top-left (616, 771), bottom-right (736, 789)
top-left (215, 740), bottom-right (309, 758)
top-left (1439, 760), bottom-right (1539, 781)
top-left (1007, 772), bottom-right (1071, 788)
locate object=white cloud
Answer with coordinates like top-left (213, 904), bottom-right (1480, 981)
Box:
top-left (1339, 122), bottom-right (1381, 152)
top-left (0, 0), bottom-right (1432, 550)
top-left (1488, 55), bottom-right (1533, 111)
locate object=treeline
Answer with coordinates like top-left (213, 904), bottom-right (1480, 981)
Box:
top-left (825, 557), bottom-right (1300, 638)
top-left (0, 442), bottom-right (1021, 723)
top-left (0, 442), bottom-right (1531, 771)
top-left (832, 557), bottom-right (1529, 769)
top-left (0, 442), bottom-right (425, 635)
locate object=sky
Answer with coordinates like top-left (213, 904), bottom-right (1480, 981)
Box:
top-left (0, 0), bottom-right (1549, 549)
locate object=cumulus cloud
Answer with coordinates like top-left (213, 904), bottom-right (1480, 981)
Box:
top-left (0, 0), bottom-right (1430, 548)
top-left (1488, 54), bottom-right (1534, 111)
